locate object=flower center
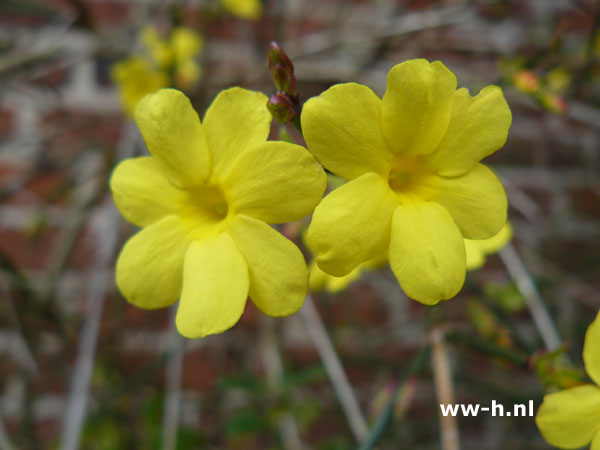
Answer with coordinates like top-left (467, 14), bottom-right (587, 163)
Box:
top-left (179, 184), bottom-right (229, 235)
top-left (387, 156), bottom-right (422, 192)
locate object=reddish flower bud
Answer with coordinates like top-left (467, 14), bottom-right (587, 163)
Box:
top-left (268, 41), bottom-right (294, 74)
top-left (267, 92), bottom-right (297, 124)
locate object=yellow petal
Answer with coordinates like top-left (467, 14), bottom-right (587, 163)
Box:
top-left (584, 310), bottom-right (600, 386)
top-left (389, 199), bottom-right (465, 304)
top-left (221, 0), bottom-right (262, 19)
top-left (111, 56), bottom-right (168, 117)
top-left (202, 87), bottom-right (271, 176)
top-left (307, 172), bottom-right (397, 277)
top-left (141, 26), bottom-right (171, 68)
top-left (301, 83), bottom-right (393, 180)
top-left (464, 222), bottom-right (513, 271)
top-left (309, 261), bottom-right (361, 293)
top-left (536, 384), bottom-right (600, 449)
top-left (464, 239), bottom-right (485, 271)
top-left (116, 215), bottom-right (190, 309)
top-left (326, 268), bottom-right (362, 293)
top-left (309, 261), bottom-right (328, 292)
top-left (426, 86), bottom-right (512, 176)
top-left (175, 233), bottom-right (249, 338)
top-left (220, 141), bottom-right (326, 223)
top-left (592, 431), bottom-right (600, 450)
top-left (228, 215), bottom-right (307, 316)
top-left (135, 89), bottom-right (211, 187)
top-left (110, 156), bottom-right (181, 227)
top-left (171, 27), bottom-right (203, 64)
top-left (418, 163), bottom-right (507, 240)
top-left (381, 59), bottom-right (457, 156)
top-left (476, 221), bottom-right (513, 253)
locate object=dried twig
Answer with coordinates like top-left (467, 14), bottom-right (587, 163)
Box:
top-left (299, 295), bottom-right (368, 443)
top-left (161, 306), bottom-right (185, 450)
top-left (60, 123), bottom-right (138, 450)
top-left (260, 316), bottom-right (304, 450)
top-left (499, 243), bottom-right (562, 351)
top-left (430, 328), bottom-right (460, 450)
top-left (0, 415), bottom-right (15, 450)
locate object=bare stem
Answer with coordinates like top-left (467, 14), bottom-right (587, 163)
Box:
top-left (499, 243), bottom-right (561, 351)
top-left (60, 123), bottom-right (138, 450)
top-left (161, 306), bottom-right (184, 450)
top-left (299, 295), bottom-right (368, 443)
top-left (260, 316), bottom-right (304, 450)
top-left (430, 328), bottom-right (460, 450)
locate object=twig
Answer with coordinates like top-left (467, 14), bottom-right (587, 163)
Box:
top-left (430, 328), bottom-right (460, 450)
top-left (0, 271), bottom-right (38, 374)
top-left (161, 306), bottom-right (185, 450)
top-left (0, 415), bottom-right (15, 450)
top-left (260, 316), bottom-right (304, 450)
top-left (499, 243), bottom-right (562, 351)
top-left (299, 295), bottom-right (368, 443)
top-left (59, 123), bottom-right (138, 450)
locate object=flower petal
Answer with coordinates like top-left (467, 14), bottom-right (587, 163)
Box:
top-left (228, 215), bottom-right (307, 316)
top-left (381, 59), bottom-right (457, 157)
top-left (110, 156), bottom-right (181, 227)
top-left (202, 87), bottom-right (271, 176)
top-left (592, 431), bottom-right (600, 450)
top-left (536, 384), bottom-right (600, 449)
top-left (427, 86), bottom-right (512, 177)
top-left (464, 222), bottom-right (512, 271)
top-left (135, 89), bottom-right (211, 187)
top-left (221, 0), bottom-right (262, 19)
top-left (584, 310), bottom-right (600, 386)
top-left (417, 163), bottom-right (507, 239)
top-left (476, 221), bottom-right (513, 253)
top-left (307, 173), bottom-right (397, 277)
top-left (116, 215), bottom-right (190, 309)
top-left (175, 233), bottom-right (249, 338)
top-left (389, 200), bottom-right (466, 304)
top-left (464, 240), bottom-right (485, 271)
top-left (301, 83), bottom-right (393, 179)
top-left (220, 141), bottom-right (326, 223)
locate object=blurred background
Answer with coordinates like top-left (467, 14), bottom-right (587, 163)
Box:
top-left (0, 0), bottom-right (599, 449)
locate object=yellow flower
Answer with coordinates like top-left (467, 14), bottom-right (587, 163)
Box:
top-left (536, 311), bottom-right (600, 449)
top-left (309, 253), bottom-right (387, 293)
top-left (220, 0), bottom-right (262, 19)
top-left (112, 27), bottom-right (203, 116)
top-left (110, 88), bottom-right (326, 338)
top-left (464, 222), bottom-right (513, 270)
top-left (111, 56), bottom-right (168, 117)
top-left (140, 26), bottom-right (172, 69)
top-left (141, 26), bottom-right (204, 88)
top-left (302, 59), bottom-right (511, 305)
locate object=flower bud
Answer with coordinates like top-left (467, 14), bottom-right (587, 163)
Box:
top-left (268, 41), bottom-right (294, 73)
top-left (272, 63), bottom-right (294, 94)
top-left (268, 42), bottom-right (299, 102)
top-left (267, 92), bottom-right (296, 124)
top-left (513, 70), bottom-right (540, 94)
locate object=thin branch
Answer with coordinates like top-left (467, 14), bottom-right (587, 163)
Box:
top-left (499, 243), bottom-right (562, 351)
top-left (161, 306), bottom-right (184, 450)
top-left (0, 415), bottom-right (15, 450)
top-left (260, 316), bottom-right (304, 450)
top-left (60, 123), bottom-right (138, 450)
top-left (299, 295), bottom-right (368, 443)
top-left (430, 328), bottom-right (460, 450)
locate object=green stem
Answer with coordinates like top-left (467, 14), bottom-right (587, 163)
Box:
top-left (290, 113), bottom-right (302, 135)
